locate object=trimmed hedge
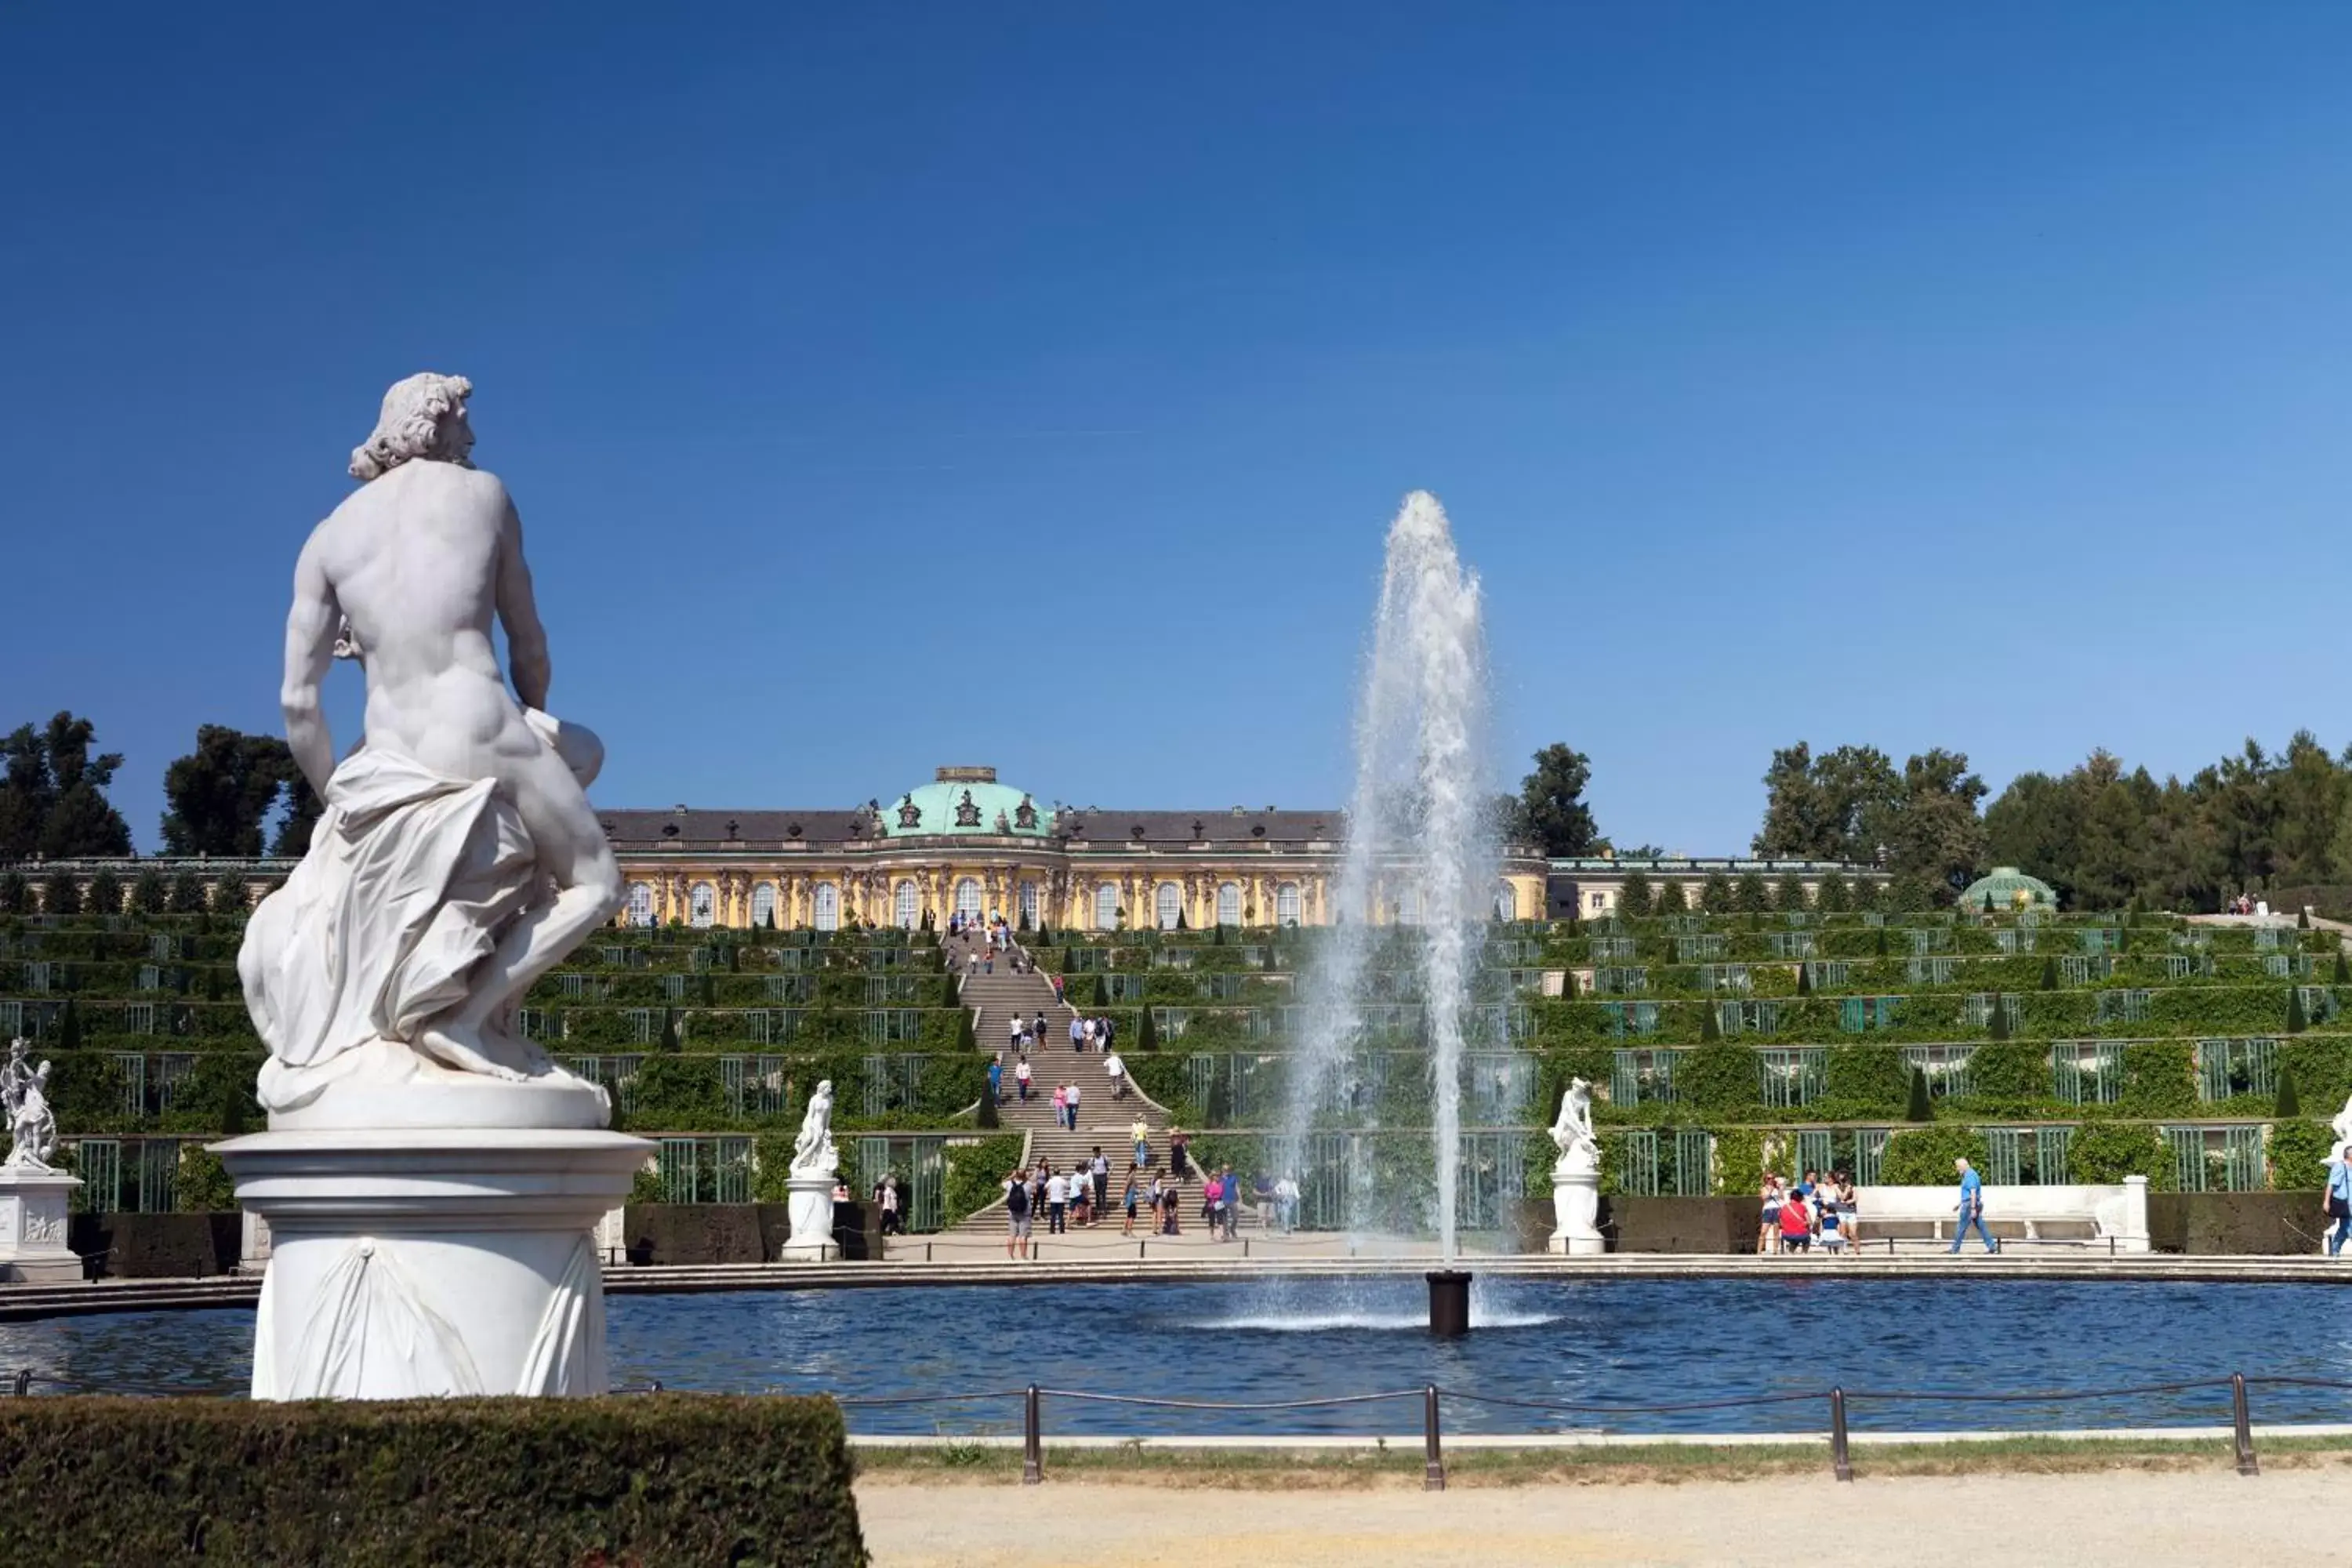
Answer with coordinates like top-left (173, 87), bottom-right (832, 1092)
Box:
top-left (0, 1395), bottom-right (866, 1565)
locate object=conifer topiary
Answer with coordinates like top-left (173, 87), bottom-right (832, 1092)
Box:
top-left (2288, 987), bottom-right (2309, 1034)
top-left (2276, 1065), bottom-right (2302, 1119)
top-left (1797, 963), bottom-right (1813, 996)
top-left (2040, 956), bottom-right (2060, 990)
top-left (1138, 1006), bottom-right (1159, 1052)
top-left (1905, 1065), bottom-right (1933, 1123)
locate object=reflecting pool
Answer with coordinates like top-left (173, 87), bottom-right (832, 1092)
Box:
top-left (5, 1276), bottom-right (2348, 1435)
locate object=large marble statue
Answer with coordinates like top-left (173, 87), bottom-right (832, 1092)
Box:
top-left (790, 1080), bottom-right (840, 1176)
top-left (1, 1044), bottom-right (55, 1171)
top-left (1549, 1077), bottom-right (1600, 1174)
top-left (237, 372), bottom-right (623, 1124)
top-left (1548, 1076), bottom-right (1604, 1256)
top-left (2331, 1089), bottom-right (2352, 1154)
top-left (782, 1080), bottom-right (842, 1260)
top-left (214, 375), bottom-right (648, 1399)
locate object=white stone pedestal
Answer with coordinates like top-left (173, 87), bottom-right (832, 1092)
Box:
top-left (214, 1128), bottom-right (649, 1399)
top-left (2118, 1174), bottom-right (2151, 1254)
top-left (0, 1168), bottom-right (82, 1283)
top-left (1548, 1164), bottom-right (1605, 1256)
top-left (779, 1171), bottom-right (838, 1262)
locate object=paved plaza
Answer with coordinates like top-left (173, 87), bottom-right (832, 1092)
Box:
top-left (858, 1466), bottom-right (2344, 1567)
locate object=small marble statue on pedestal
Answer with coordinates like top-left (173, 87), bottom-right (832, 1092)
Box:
top-left (780, 1080), bottom-right (841, 1261)
top-left (1548, 1076), bottom-right (1606, 1256)
top-left (212, 374), bottom-right (650, 1399)
top-left (0, 1038), bottom-right (81, 1283)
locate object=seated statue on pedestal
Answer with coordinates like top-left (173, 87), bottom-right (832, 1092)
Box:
top-left (238, 373), bottom-right (624, 1124)
top-left (1549, 1076), bottom-right (1600, 1175)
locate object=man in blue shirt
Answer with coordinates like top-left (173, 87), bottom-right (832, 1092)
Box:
top-left (987, 1054), bottom-right (1003, 1107)
top-left (1949, 1157), bottom-right (1996, 1254)
top-left (2325, 1145), bottom-right (2352, 1257)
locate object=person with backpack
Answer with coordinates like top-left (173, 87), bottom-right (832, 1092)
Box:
top-left (1949, 1156), bottom-right (1997, 1254)
top-left (1003, 1167), bottom-right (1033, 1260)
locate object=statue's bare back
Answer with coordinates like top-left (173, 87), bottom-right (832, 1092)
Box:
top-left (275, 375), bottom-right (622, 1083)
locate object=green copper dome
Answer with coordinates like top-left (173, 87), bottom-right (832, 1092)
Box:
top-left (879, 767), bottom-right (1053, 838)
top-left (1959, 866), bottom-right (2057, 912)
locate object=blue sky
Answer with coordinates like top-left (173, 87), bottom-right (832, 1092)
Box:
top-left (6, 6), bottom-right (2351, 852)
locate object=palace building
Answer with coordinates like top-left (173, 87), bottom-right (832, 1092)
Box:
top-left (594, 765), bottom-right (1876, 932)
top-left (599, 765), bottom-right (1551, 931)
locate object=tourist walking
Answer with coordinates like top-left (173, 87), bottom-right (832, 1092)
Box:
top-left (1046, 1167), bottom-right (1069, 1234)
top-left (1069, 1014), bottom-right (1084, 1051)
top-left (874, 1174), bottom-right (902, 1237)
top-left (1170, 1127), bottom-right (1192, 1180)
top-left (1275, 1172), bottom-right (1300, 1233)
top-left (1122, 1165), bottom-right (1142, 1236)
top-left (1008, 1014), bottom-right (1024, 1054)
top-left (1080, 1016), bottom-right (1095, 1053)
top-left (1065, 1078), bottom-right (1082, 1131)
top-left (1131, 1116), bottom-right (1151, 1167)
top-left (987, 1054), bottom-right (1002, 1107)
top-left (2327, 1144), bottom-right (2352, 1257)
top-left (1014, 1056), bottom-right (1033, 1102)
top-left (1033, 1011), bottom-right (1047, 1052)
top-left (1051, 1082), bottom-right (1068, 1131)
top-left (1090, 1146), bottom-right (1109, 1218)
top-left (1216, 1167), bottom-right (1239, 1240)
top-left (1949, 1157), bottom-right (1997, 1254)
top-left (1104, 1048), bottom-right (1127, 1099)
top-left (1004, 1167), bottom-right (1033, 1260)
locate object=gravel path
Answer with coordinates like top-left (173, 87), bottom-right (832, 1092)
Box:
top-left (858, 1468), bottom-right (2335, 1566)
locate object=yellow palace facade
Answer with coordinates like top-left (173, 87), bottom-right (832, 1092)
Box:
top-left (602, 766), bottom-right (1552, 931)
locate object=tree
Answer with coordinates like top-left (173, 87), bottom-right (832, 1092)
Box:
top-left (1815, 871), bottom-right (1851, 913)
top-left (1734, 870), bottom-right (1770, 914)
top-left (209, 877), bottom-right (248, 916)
top-left (0, 871), bottom-right (28, 914)
top-left (1878, 750), bottom-right (1988, 905)
top-left (2276, 1065), bottom-right (2302, 1119)
top-left (1139, 1007), bottom-right (1160, 1052)
top-left (1849, 877), bottom-right (1882, 914)
top-left (42, 873), bottom-right (79, 916)
top-left (6, 713), bottom-right (132, 858)
top-left (85, 868), bottom-right (122, 915)
top-left (1752, 742), bottom-right (1903, 863)
top-left (1987, 993), bottom-right (2011, 1040)
top-left (168, 869), bottom-right (207, 913)
top-left (273, 774), bottom-right (323, 857)
top-left (1773, 873), bottom-right (1809, 913)
top-left (1700, 872), bottom-right (1734, 914)
top-left (1796, 961), bottom-right (1813, 996)
top-left (1618, 870), bottom-right (1653, 920)
top-left (658, 1008), bottom-right (681, 1053)
top-left (1905, 1066), bottom-right (1933, 1122)
top-left (2040, 956), bottom-right (2060, 990)
top-left (162, 726), bottom-right (307, 858)
top-left (1700, 1001), bottom-right (1722, 1041)
top-left (56, 998), bottom-right (81, 1052)
top-left (130, 867), bottom-right (168, 914)
top-left (1655, 880), bottom-right (1688, 916)
top-left (1511, 744), bottom-right (1602, 857)
top-left (2288, 987), bottom-right (2309, 1034)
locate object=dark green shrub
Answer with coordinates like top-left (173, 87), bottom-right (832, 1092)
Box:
top-left (2040, 956), bottom-right (2060, 990)
top-left (1138, 1006), bottom-right (1160, 1052)
top-left (2336, 951), bottom-right (2350, 985)
top-left (658, 1007), bottom-right (681, 1054)
top-left (2070, 1122), bottom-right (2172, 1188)
top-left (1904, 1065), bottom-right (1932, 1122)
top-left (2276, 1066), bottom-right (2302, 1119)
top-left (129, 868), bottom-right (167, 915)
top-left (1816, 872), bottom-right (1851, 913)
top-left (2289, 988), bottom-right (2309, 1034)
top-left (1701, 872), bottom-right (1734, 914)
top-left (1655, 880), bottom-right (1688, 916)
top-left (2267, 1118), bottom-right (2336, 1190)
top-left (1735, 871), bottom-right (1770, 914)
top-left (1879, 1123), bottom-right (1985, 1184)
top-left (44, 875), bottom-right (80, 917)
top-left (0, 1395), bottom-right (866, 1564)
top-left (85, 869), bottom-right (122, 916)
top-left (1773, 873), bottom-right (1809, 913)
top-left (0, 872), bottom-right (24, 913)
top-left (168, 870), bottom-right (206, 913)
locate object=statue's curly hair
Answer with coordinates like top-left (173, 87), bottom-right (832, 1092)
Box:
top-left (349, 372), bottom-right (473, 481)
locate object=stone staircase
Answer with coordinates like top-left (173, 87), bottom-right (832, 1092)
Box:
top-left (938, 928), bottom-right (1240, 1236)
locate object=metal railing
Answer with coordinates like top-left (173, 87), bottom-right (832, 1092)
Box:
top-left (832, 1370), bottom-right (2352, 1487)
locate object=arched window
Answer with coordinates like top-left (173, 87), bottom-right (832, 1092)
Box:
top-left (1018, 880), bottom-right (1039, 929)
top-left (1276, 882), bottom-right (1301, 926)
top-left (895, 880), bottom-right (920, 931)
top-left (689, 883), bottom-right (715, 928)
top-left (626, 882), bottom-right (655, 927)
top-left (750, 883), bottom-right (777, 928)
top-left (1216, 882), bottom-right (1241, 927)
top-left (813, 882), bottom-right (840, 932)
top-left (1095, 883), bottom-right (1119, 930)
top-left (1494, 880), bottom-right (1517, 921)
top-left (953, 878), bottom-right (982, 920)
top-left (1155, 882), bottom-right (1182, 931)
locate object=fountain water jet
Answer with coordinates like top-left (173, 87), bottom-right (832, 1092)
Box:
top-left (1278, 491), bottom-right (1494, 1290)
